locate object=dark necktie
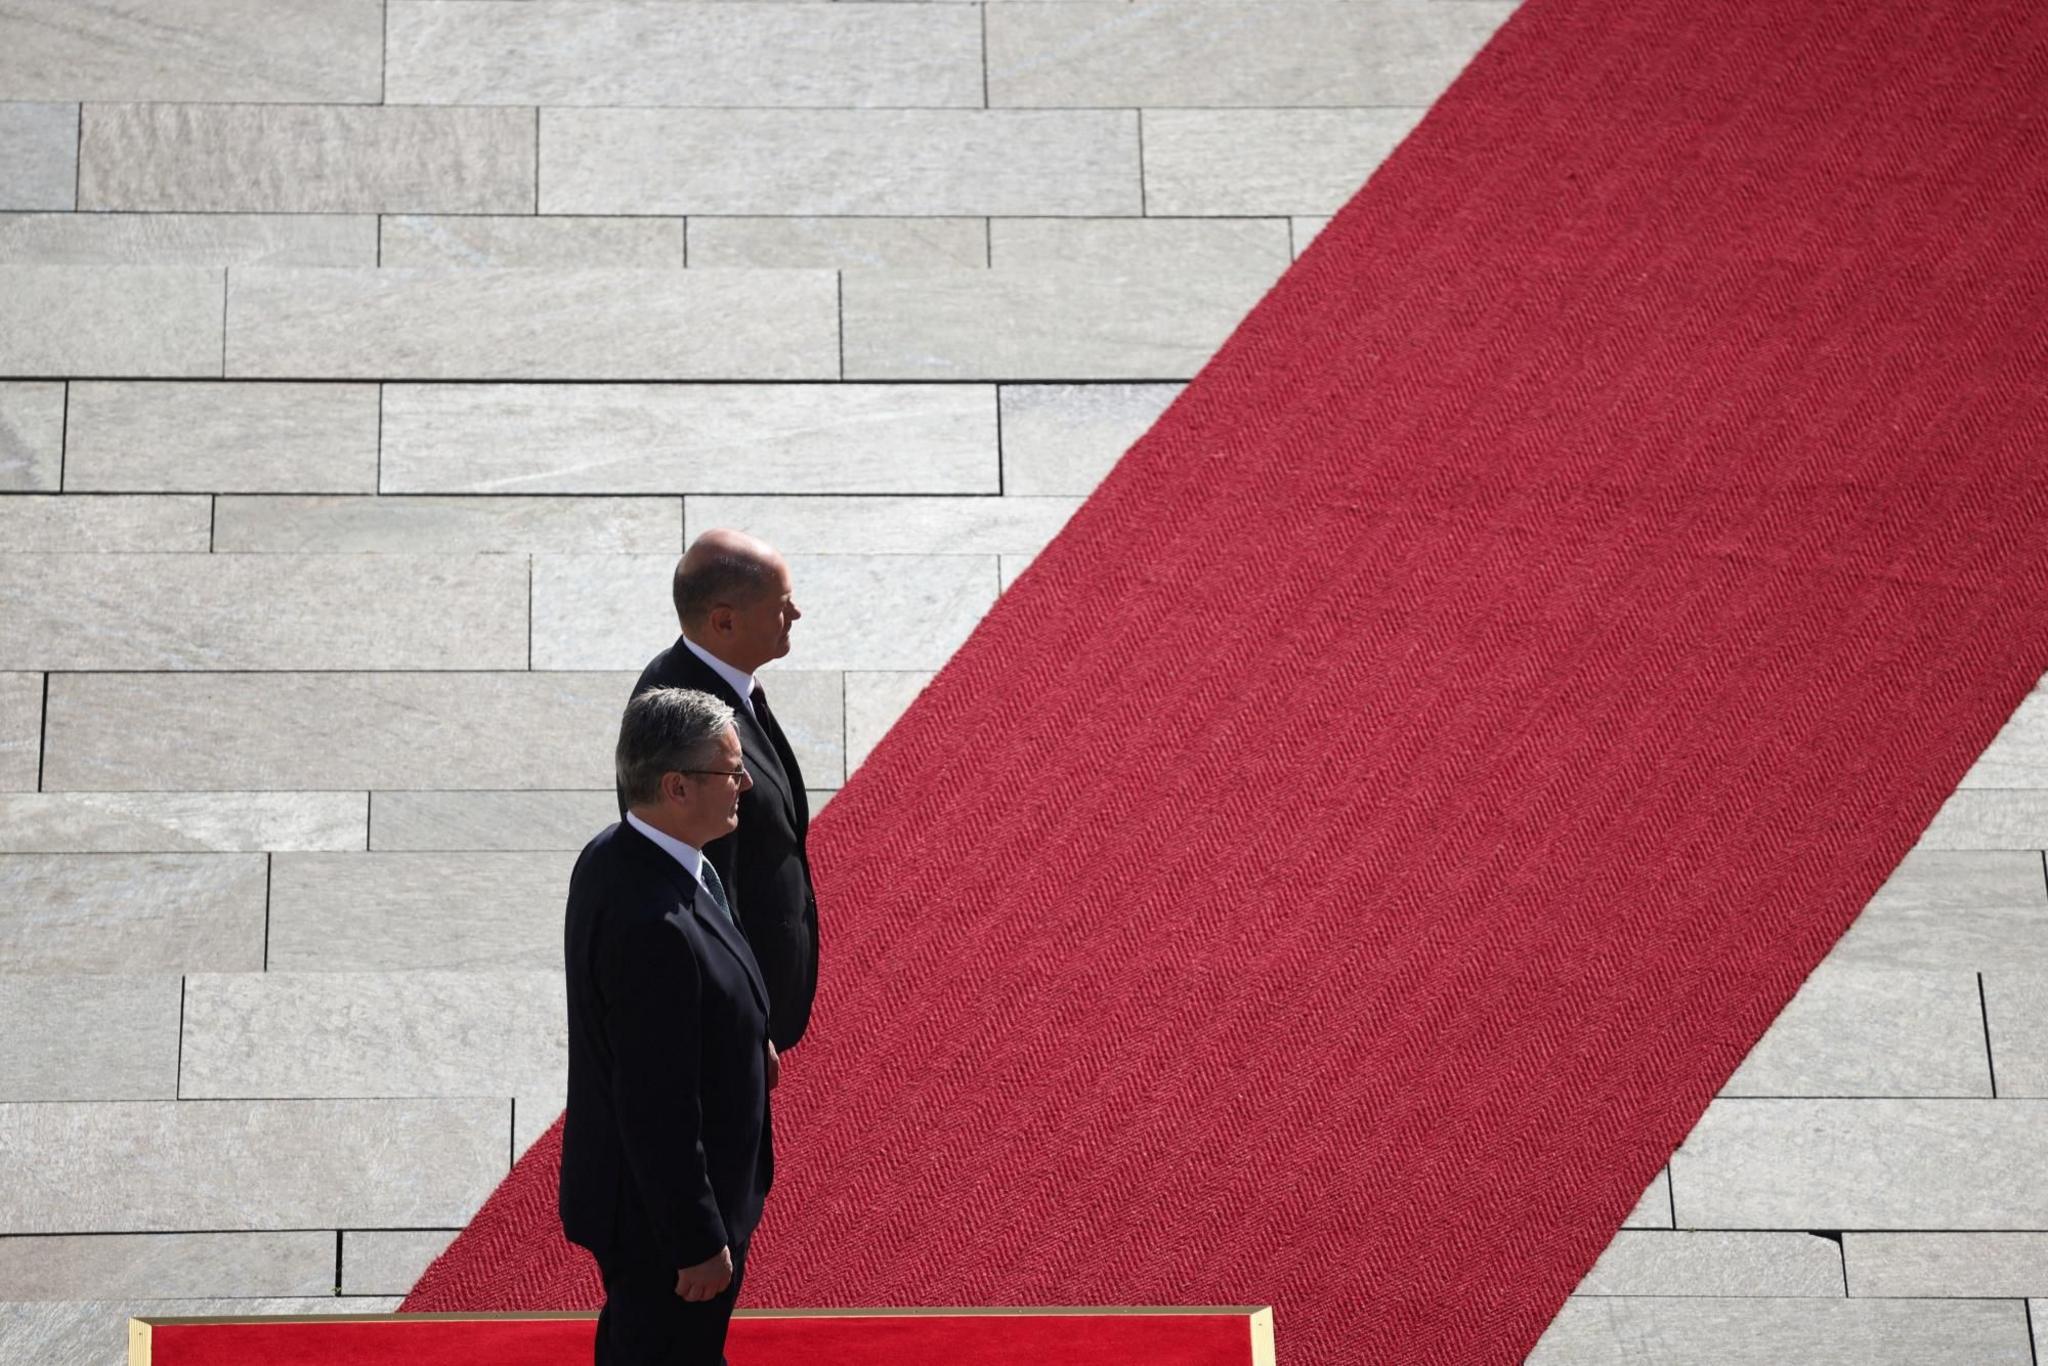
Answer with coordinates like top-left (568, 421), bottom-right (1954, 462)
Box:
top-left (699, 859), bottom-right (735, 926)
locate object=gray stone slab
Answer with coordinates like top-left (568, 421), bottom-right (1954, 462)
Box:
top-left (0, 381), bottom-right (65, 491)
top-left (687, 495), bottom-right (1079, 556)
top-left (1671, 1098), bottom-right (2048, 1228)
top-left (1919, 791), bottom-right (2048, 850)
top-left (0, 853), bottom-right (266, 973)
top-left (1963, 687), bottom-right (2048, 787)
top-left (226, 268), bottom-right (837, 380)
top-left (43, 672), bottom-right (636, 793)
top-left (182, 971), bottom-right (565, 1097)
top-left (0, 1297), bottom-right (402, 1366)
top-left (1866, 850), bottom-right (2048, 909)
top-left (388, 1), bottom-right (981, 106)
top-left (542, 109), bottom-right (1140, 216)
top-left (65, 381), bottom-right (380, 494)
top-left (0, 1230), bottom-right (334, 1300)
top-left (0, 103), bottom-right (76, 210)
top-left (215, 495), bottom-right (681, 554)
top-left (1846, 1233), bottom-right (2048, 1298)
top-left (0, 496), bottom-right (210, 552)
top-left (990, 1), bottom-right (1508, 107)
top-left (80, 104), bottom-right (534, 214)
top-left (1831, 852), bottom-right (2048, 970)
top-left (341, 1229), bottom-right (456, 1296)
top-left (532, 553), bottom-right (997, 671)
top-left (379, 215), bottom-right (685, 268)
top-left (514, 1093), bottom-right (563, 1158)
top-left (1573, 1232), bottom-right (1842, 1297)
top-left (1981, 974), bottom-right (2048, 1097)
top-left (381, 383), bottom-right (998, 495)
top-left (0, 0), bottom-right (383, 103)
top-left (1720, 968), bottom-right (1990, 1098)
top-left (0, 553), bottom-right (527, 671)
top-left (0, 792), bottom-right (366, 854)
top-left (0, 975), bottom-right (181, 1102)
top-left (998, 383), bottom-right (1179, 496)
top-left (989, 218), bottom-right (1291, 277)
top-left (1292, 216), bottom-right (1333, 258)
top-left (267, 852), bottom-right (575, 972)
top-left (843, 266), bottom-right (1274, 379)
top-left (1622, 1169), bottom-right (1672, 1230)
top-left (846, 671), bottom-right (933, 775)
top-left (1143, 108), bottom-right (1424, 216)
top-left (0, 1098), bottom-right (505, 1232)
top-left (0, 671), bottom-right (40, 791)
top-left (0, 266), bottom-right (223, 377)
top-left (371, 790), bottom-right (618, 851)
top-left (0, 212), bottom-right (375, 267)
top-left (1529, 1297), bottom-right (2030, 1365)
top-left (688, 216), bottom-right (986, 269)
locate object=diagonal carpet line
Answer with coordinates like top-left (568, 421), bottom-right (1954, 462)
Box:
top-left (407, 0), bottom-right (2048, 1360)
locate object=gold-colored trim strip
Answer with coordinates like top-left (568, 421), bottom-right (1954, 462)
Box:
top-left (127, 1304), bottom-right (1277, 1363)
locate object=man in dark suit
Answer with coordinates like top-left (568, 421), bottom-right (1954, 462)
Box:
top-left (564, 686), bottom-right (774, 1366)
top-left (626, 529), bottom-right (819, 1058)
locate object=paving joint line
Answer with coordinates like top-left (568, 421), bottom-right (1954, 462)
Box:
top-left (174, 976), bottom-right (187, 1100)
top-left (1980, 971), bottom-right (2000, 1097)
top-left (262, 853), bottom-right (273, 971)
top-left (35, 672), bottom-right (50, 792)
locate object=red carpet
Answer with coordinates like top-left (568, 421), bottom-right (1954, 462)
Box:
top-left (135, 1309), bottom-right (1268, 1366)
top-left (407, 0), bottom-right (2048, 1359)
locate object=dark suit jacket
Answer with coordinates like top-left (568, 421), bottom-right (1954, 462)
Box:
top-left (626, 637), bottom-right (819, 1050)
top-left (559, 820), bottom-right (773, 1272)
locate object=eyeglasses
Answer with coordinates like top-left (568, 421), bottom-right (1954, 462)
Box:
top-left (675, 764), bottom-right (749, 783)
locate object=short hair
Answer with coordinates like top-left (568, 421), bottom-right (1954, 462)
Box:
top-left (617, 687), bottom-right (736, 807)
top-left (673, 549), bottom-right (776, 626)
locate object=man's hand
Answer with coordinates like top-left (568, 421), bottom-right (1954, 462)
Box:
top-left (766, 1039), bottom-right (781, 1090)
top-left (674, 1246), bottom-right (733, 1302)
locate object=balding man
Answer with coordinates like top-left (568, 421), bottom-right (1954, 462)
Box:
top-left (625, 529), bottom-right (820, 1054)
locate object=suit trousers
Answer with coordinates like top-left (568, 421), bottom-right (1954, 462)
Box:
top-left (595, 1239), bottom-right (749, 1366)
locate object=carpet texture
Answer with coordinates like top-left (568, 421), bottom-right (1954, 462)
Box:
top-left (406, 0), bottom-right (2048, 1358)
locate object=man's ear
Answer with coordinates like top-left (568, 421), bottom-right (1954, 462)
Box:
top-left (706, 604), bottom-right (735, 637)
top-left (660, 770), bottom-right (689, 805)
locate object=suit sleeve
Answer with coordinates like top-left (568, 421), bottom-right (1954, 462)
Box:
top-left (595, 909), bottom-right (728, 1270)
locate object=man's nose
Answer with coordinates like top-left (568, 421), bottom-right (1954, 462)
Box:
top-left (739, 770), bottom-right (753, 791)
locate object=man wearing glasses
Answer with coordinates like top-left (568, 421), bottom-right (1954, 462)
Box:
top-left (564, 687), bottom-right (774, 1366)
top-left (626, 529), bottom-right (820, 1073)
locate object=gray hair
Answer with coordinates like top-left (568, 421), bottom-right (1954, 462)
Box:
top-left (616, 687), bottom-right (736, 807)
top-left (673, 549), bottom-right (775, 626)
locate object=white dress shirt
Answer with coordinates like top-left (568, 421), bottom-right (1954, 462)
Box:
top-left (625, 810), bottom-right (711, 890)
top-left (680, 634), bottom-right (757, 719)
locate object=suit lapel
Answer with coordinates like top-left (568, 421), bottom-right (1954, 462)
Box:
top-left (622, 821), bottom-right (768, 1013)
top-left (730, 701), bottom-right (796, 814)
top-left (752, 699), bottom-right (809, 833)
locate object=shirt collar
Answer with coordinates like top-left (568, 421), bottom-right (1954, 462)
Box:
top-left (624, 811), bottom-right (705, 881)
top-left (680, 634), bottom-right (757, 716)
